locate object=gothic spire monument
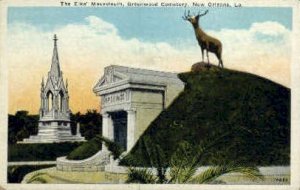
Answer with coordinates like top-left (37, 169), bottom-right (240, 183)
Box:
top-left (40, 34), bottom-right (69, 120)
top-left (21, 35), bottom-right (85, 143)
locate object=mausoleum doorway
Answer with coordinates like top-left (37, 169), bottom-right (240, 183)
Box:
top-left (110, 111), bottom-right (127, 150)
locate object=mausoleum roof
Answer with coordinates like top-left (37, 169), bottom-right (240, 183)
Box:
top-left (93, 65), bottom-right (184, 95)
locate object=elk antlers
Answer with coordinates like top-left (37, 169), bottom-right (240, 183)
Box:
top-left (198, 10), bottom-right (209, 17)
top-left (182, 10), bottom-right (191, 20)
top-left (182, 10), bottom-right (209, 20)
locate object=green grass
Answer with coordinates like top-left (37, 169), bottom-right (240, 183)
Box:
top-left (122, 67), bottom-right (290, 166)
top-left (8, 142), bottom-right (83, 161)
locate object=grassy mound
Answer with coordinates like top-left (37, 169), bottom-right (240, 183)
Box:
top-left (122, 66), bottom-right (290, 166)
top-left (8, 142), bottom-right (83, 161)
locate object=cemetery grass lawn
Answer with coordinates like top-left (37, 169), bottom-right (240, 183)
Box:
top-left (8, 142), bottom-right (83, 161)
top-left (23, 167), bottom-right (127, 184)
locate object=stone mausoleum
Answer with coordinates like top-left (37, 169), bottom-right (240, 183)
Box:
top-left (21, 35), bottom-right (85, 143)
top-left (93, 65), bottom-right (185, 152)
top-left (57, 65), bottom-right (184, 171)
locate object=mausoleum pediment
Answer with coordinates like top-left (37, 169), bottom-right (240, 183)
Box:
top-left (93, 65), bottom-right (183, 95)
top-left (94, 66), bottom-right (129, 90)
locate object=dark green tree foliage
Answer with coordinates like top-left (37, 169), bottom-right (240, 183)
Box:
top-left (123, 68), bottom-right (290, 166)
top-left (8, 111), bottom-right (38, 144)
top-left (70, 109), bottom-right (102, 139)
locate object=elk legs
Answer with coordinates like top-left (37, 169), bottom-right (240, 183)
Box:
top-left (201, 48), bottom-right (204, 62)
top-left (206, 50), bottom-right (210, 66)
top-left (205, 42), bottom-right (210, 66)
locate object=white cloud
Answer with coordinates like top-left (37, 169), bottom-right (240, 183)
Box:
top-left (7, 16), bottom-right (291, 113)
top-left (85, 16), bottom-right (118, 35)
top-left (207, 21), bottom-right (291, 85)
top-left (209, 21), bottom-right (290, 60)
top-left (250, 21), bottom-right (289, 37)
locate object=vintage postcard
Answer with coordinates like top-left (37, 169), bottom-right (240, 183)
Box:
top-left (0, 0), bottom-right (300, 189)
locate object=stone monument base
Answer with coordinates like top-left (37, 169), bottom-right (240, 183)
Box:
top-left (19, 121), bottom-right (85, 144)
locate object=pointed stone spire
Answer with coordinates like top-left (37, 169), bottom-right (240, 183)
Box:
top-left (50, 34), bottom-right (61, 78)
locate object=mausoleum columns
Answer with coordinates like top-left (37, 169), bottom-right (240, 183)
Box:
top-left (102, 112), bottom-right (113, 151)
top-left (102, 113), bottom-right (109, 138)
top-left (126, 109), bottom-right (136, 152)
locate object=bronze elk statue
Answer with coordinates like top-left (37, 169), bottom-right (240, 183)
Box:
top-left (183, 10), bottom-right (224, 68)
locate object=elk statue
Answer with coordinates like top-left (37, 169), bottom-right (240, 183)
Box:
top-left (183, 10), bottom-right (224, 68)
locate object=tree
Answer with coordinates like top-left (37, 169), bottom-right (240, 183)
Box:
top-left (8, 111), bottom-right (38, 144)
top-left (70, 110), bottom-right (102, 140)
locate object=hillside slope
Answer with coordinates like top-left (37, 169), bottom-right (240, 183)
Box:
top-left (122, 64), bottom-right (290, 166)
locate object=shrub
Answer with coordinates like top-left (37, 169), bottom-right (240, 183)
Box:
top-left (67, 136), bottom-right (103, 160)
top-left (67, 135), bottom-right (125, 160)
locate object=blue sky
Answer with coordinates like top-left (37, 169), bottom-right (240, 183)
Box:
top-left (8, 7), bottom-right (292, 44)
